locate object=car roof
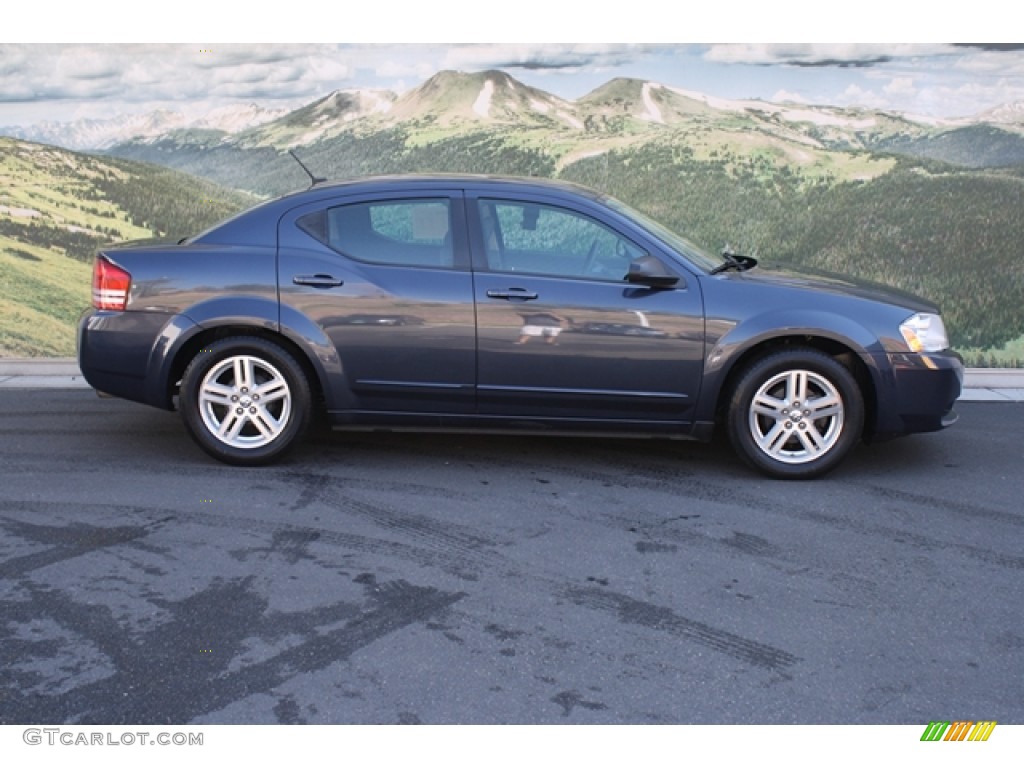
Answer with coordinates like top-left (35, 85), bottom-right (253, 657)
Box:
top-left (286, 173), bottom-right (607, 202)
top-left (191, 174), bottom-right (611, 246)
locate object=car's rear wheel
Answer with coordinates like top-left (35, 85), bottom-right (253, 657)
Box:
top-left (726, 348), bottom-right (864, 479)
top-left (179, 337), bottom-right (311, 465)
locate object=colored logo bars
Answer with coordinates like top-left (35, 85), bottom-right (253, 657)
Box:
top-left (920, 721), bottom-right (997, 742)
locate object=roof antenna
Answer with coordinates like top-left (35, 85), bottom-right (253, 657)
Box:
top-left (288, 150), bottom-right (326, 187)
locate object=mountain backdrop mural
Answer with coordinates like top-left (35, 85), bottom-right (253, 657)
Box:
top-left (2, 60), bottom-right (1023, 365)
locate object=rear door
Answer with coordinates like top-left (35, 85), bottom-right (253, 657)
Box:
top-left (278, 190), bottom-right (477, 416)
top-left (468, 193), bottom-right (705, 429)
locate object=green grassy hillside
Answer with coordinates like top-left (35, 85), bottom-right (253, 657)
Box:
top-left (877, 125), bottom-right (1024, 168)
top-left (0, 137), bottom-right (254, 356)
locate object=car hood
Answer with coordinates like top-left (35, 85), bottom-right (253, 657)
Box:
top-left (725, 265), bottom-right (940, 314)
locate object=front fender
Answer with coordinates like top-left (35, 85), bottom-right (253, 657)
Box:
top-left (697, 309), bottom-right (886, 423)
top-left (707, 309), bottom-right (882, 371)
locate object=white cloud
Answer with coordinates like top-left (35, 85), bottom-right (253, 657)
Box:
top-left (954, 49), bottom-right (1024, 77)
top-left (705, 43), bottom-right (959, 67)
top-left (0, 44), bottom-right (372, 113)
top-left (837, 84), bottom-right (885, 110)
top-left (772, 89), bottom-right (810, 104)
top-left (916, 81), bottom-right (1024, 118)
top-left (883, 77), bottom-right (917, 100)
top-left (439, 43), bottom-right (654, 73)
top-left (372, 56), bottom-right (439, 82)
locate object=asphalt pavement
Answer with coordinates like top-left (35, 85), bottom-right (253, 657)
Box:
top-left (0, 385), bottom-right (1022, 725)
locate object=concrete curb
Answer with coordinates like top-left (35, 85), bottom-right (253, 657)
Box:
top-left (2, 358), bottom-right (1023, 401)
top-left (0, 359), bottom-right (85, 376)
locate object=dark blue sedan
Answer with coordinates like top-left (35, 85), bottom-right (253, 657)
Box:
top-left (78, 175), bottom-right (963, 478)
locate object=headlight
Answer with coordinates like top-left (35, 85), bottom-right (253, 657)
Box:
top-left (899, 312), bottom-right (949, 353)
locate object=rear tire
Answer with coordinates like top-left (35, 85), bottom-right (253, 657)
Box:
top-left (726, 348), bottom-right (864, 479)
top-left (179, 337), bottom-right (311, 466)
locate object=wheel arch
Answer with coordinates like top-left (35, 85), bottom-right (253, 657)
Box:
top-left (712, 334), bottom-right (878, 441)
top-left (162, 325), bottom-right (327, 414)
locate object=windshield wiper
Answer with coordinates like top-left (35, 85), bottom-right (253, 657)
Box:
top-left (710, 246), bottom-right (758, 275)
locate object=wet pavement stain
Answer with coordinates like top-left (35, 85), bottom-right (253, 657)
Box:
top-left (273, 694), bottom-right (306, 724)
top-left (551, 690), bottom-right (608, 718)
top-left (0, 518), bottom-right (164, 580)
top-left (229, 529), bottom-right (323, 565)
top-left (723, 531), bottom-right (780, 557)
top-left (484, 623), bottom-right (525, 642)
top-left (565, 585), bottom-right (800, 672)
top-left (0, 576), bottom-right (464, 724)
top-left (635, 541), bottom-right (678, 554)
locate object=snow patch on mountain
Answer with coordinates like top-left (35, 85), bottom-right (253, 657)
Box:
top-left (366, 91), bottom-right (394, 115)
top-left (978, 100), bottom-right (1024, 125)
top-left (474, 80), bottom-right (494, 118)
top-left (192, 103), bottom-right (290, 133)
top-left (902, 113), bottom-right (960, 127)
top-left (558, 110), bottom-right (584, 130)
top-left (0, 204), bottom-right (42, 218)
top-left (664, 85), bottom-right (772, 114)
top-left (640, 83), bottom-right (664, 123)
top-left (776, 108), bottom-right (877, 129)
top-left (664, 83), bottom-right (884, 128)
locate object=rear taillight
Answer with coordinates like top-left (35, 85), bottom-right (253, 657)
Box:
top-left (92, 256), bottom-right (131, 311)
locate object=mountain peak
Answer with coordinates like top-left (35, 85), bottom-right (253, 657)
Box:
top-left (578, 78), bottom-right (716, 128)
top-left (231, 88), bottom-right (395, 148)
top-left (977, 100), bottom-right (1024, 125)
top-left (390, 69), bottom-right (577, 128)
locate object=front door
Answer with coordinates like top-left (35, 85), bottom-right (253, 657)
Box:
top-left (469, 196), bottom-right (704, 428)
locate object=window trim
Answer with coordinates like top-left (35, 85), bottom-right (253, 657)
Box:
top-left (288, 191), bottom-right (470, 271)
top-left (470, 196), bottom-right (648, 284)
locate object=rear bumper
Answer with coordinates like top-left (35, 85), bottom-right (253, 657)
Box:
top-left (871, 349), bottom-right (964, 439)
top-left (77, 308), bottom-right (187, 410)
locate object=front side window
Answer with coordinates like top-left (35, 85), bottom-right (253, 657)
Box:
top-left (298, 198), bottom-right (453, 268)
top-left (478, 199), bottom-right (644, 281)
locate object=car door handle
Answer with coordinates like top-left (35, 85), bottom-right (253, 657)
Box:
top-left (293, 274), bottom-right (344, 288)
top-left (486, 288), bottom-right (538, 301)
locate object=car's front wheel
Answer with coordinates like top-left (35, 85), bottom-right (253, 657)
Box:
top-left (726, 348), bottom-right (864, 479)
top-left (179, 337), bottom-right (311, 465)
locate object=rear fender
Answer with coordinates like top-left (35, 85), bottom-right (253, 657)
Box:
top-left (278, 303), bottom-right (348, 410)
top-left (145, 297), bottom-right (279, 409)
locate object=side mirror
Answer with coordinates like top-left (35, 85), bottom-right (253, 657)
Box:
top-left (625, 256), bottom-right (680, 288)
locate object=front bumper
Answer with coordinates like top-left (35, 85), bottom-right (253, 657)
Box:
top-left (871, 349), bottom-right (964, 439)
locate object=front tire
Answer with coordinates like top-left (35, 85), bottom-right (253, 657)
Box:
top-left (179, 337), bottom-right (311, 466)
top-left (726, 348), bottom-right (864, 479)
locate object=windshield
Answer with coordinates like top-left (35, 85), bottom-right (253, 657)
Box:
top-left (604, 196), bottom-right (723, 272)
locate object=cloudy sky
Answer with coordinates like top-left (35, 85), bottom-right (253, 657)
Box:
top-left (4, 5), bottom-right (1023, 127)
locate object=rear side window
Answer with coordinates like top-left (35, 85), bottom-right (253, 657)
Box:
top-left (297, 199), bottom-right (453, 268)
